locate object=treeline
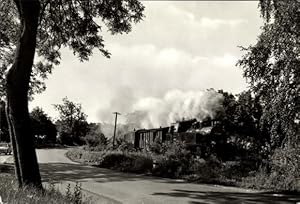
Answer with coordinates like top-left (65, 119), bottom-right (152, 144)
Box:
top-left (0, 97), bottom-right (107, 147)
top-left (213, 89), bottom-right (299, 191)
top-left (212, 90), bottom-right (270, 161)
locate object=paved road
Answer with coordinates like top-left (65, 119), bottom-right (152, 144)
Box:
top-left (2, 149), bottom-right (300, 204)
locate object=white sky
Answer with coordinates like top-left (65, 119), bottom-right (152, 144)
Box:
top-left (30, 1), bottom-right (263, 123)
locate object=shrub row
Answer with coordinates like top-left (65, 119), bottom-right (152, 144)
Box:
top-left (67, 141), bottom-right (300, 192)
top-left (66, 148), bottom-right (153, 174)
top-left (66, 147), bottom-right (255, 186)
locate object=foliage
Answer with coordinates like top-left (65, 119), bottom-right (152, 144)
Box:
top-left (186, 155), bottom-right (224, 183)
top-left (240, 145), bottom-right (300, 192)
top-left (67, 146), bottom-right (299, 191)
top-left (66, 148), bottom-right (153, 174)
top-left (65, 182), bottom-right (83, 204)
top-left (149, 139), bottom-right (165, 155)
top-left (84, 123), bottom-right (107, 150)
top-left (215, 90), bottom-right (270, 161)
top-left (54, 97), bottom-right (89, 145)
top-left (238, 0), bottom-right (300, 148)
top-left (0, 0), bottom-right (145, 188)
top-left (0, 0), bottom-right (145, 98)
top-left (267, 146), bottom-right (300, 191)
top-left (84, 133), bottom-right (107, 150)
top-left (216, 90), bottom-right (238, 135)
top-left (30, 107), bottom-right (57, 145)
top-left (237, 1), bottom-right (300, 191)
top-left (0, 174), bottom-right (88, 204)
top-left (100, 151), bottom-right (153, 173)
top-left (151, 141), bottom-right (193, 178)
top-left (112, 138), bottom-right (135, 152)
top-left (66, 148), bottom-right (106, 165)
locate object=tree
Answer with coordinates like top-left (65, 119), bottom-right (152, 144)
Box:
top-left (85, 123), bottom-right (108, 148)
top-left (215, 90), bottom-right (238, 134)
top-left (215, 90), bottom-right (268, 160)
top-left (54, 97), bottom-right (89, 145)
top-left (235, 91), bottom-right (261, 137)
top-left (30, 107), bottom-right (57, 145)
top-left (0, 0), bottom-right (144, 188)
top-left (238, 0), bottom-right (300, 148)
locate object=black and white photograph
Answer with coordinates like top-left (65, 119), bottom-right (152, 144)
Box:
top-left (0, 0), bottom-right (300, 203)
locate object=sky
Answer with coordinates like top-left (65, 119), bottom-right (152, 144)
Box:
top-left (30, 1), bottom-right (263, 124)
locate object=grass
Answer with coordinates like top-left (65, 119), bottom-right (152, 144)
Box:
top-left (0, 164), bottom-right (88, 204)
top-left (66, 148), bottom-right (153, 174)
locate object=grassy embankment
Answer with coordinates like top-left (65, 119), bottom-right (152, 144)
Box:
top-left (0, 164), bottom-right (87, 204)
top-left (66, 146), bottom-right (300, 193)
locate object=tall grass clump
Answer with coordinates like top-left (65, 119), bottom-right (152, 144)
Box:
top-left (0, 173), bottom-right (89, 204)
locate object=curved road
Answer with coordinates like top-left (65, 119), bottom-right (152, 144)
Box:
top-left (3, 148), bottom-right (300, 204)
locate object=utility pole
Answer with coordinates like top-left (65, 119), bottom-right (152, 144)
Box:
top-left (112, 112), bottom-right (121, 147)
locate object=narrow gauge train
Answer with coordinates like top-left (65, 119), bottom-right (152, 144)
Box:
top-left (123, 118), bottom-right (223, 150)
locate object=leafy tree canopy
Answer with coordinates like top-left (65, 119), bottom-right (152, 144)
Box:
top-left (0, 0), bottom-right (144, 188)
top-left (238, 0), bottom-right (300, 147)
top-left (30, 107), bottom-right (57, 143)
top-left (54, 97), bottom-right (89, 144)
top-left (85, 123), bottom-right (108, 147)
top-left (0, 0), bottom-right (145, 98)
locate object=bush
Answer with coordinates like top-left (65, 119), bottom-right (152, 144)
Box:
top-left (118, 141), bottom-right (135, 152)
top-left (149, 139), bottom-right (165, 154)
top-left (65, 148), bottom-right (105, 165)
top-left (186, 155), bottom-right (224, 182)
top-left (66, 148), bottom-right (84, 161)
top-left (83, 145), bottom-right (107, 152)
top-left (241, 166), bottom-right (270, 189)
top-left (260, 146), bottom-right (300, 191)
top-left (107, 138), bottom-right (135, 152)
top-left (100, 151), bottom-right (153, 173)
top-left (152, 141), bottom-right (193, 178)
top-left (66, 148), bottom-right (153, 174)
top-left (241, 146), bottom-right (300, 191)
top-left (267, 146), bottom-right (300, 191)
top-left (85, 133), bottom-right (107, 148)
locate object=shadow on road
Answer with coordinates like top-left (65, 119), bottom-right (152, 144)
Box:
top-left (40, 162), bottom-right (202, 185)
top-left (39, 162), bottom-right (300, 204)
top-left (40, 162), bottom-right (172, 184)
top-left (153, 189), bottom-right (300, 204)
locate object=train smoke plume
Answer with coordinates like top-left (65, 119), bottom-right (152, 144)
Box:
top-left (126, 89), bottom-right (223, 129)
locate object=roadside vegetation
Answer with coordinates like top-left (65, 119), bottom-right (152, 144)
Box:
top-left (66, 89), bottom-right (300, 193)
top-left (66, 140), bottom-right (259, 189)
top-left (67, 137), bottom-right (300, 192)
top-left (0, 165), bottom-right (87, 204)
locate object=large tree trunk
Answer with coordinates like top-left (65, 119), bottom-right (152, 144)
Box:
top-left (6, 0), bottom-right (42, 188)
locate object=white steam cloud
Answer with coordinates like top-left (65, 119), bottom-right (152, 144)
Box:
top-left (126, 89), bottom-right (223, 129)
top-left (97, 89), bottom-right (223, 130)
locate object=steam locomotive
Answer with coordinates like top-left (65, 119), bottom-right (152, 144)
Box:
top-left (123, 118), bottom-right (223, 150)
